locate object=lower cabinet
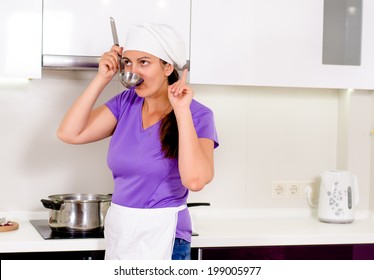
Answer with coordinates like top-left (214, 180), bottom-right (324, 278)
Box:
top-left (192, 244), bottom-right (374, 260)
top-left (2, 244), bottom-right (374, 260)
top-left (0, 250), bottom-right (105, 260)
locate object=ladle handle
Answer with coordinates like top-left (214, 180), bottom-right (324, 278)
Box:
top-left (110, 17), bottom-right (119, 46)
top-left (110, 17), bottom-right (123, 73)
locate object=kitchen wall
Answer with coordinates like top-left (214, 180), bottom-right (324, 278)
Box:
top-left (0, 70), bottom-right (373, 212)
top-left (370, 93), bottom-right (374, 212)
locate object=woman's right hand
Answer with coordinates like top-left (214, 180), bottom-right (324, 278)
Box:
top-left (97, 45), bottom-right (123, 81)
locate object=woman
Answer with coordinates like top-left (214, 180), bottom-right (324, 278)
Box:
top-left (57, 23), bottom-right (219, 260)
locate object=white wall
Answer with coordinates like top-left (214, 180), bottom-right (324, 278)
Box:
top-left (369, 94), bottom-right (374, 211)
top-left (0, 70), bottom-right (372, 212)
top-left (190, 85), bottom-right (339, 208)
top-left (337, 89), bottom-right (373, 211)
top-left (0, 71), bottom-right (116, 211)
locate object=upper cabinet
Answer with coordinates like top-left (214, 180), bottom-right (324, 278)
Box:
top-left (190, 0), bottom-right (374, 90)
top-left (189, 0), bottom-right (250, 86)
top-left (0, 0), bottom-right (42, 79)
top-left (42, 0), bottom-right (190, 68)
top-left (3, 0), bottom-right (373, 88)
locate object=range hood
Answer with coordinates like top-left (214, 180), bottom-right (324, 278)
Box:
top-left (43, 54), bottom-right (189, 71)
top-left (42, 55), bottom-right (100, 70)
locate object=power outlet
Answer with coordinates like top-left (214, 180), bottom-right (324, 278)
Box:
top-left (271, 182), bottom-right (287, 197)
top-left (288, 183), bottom-right (299, 196)
top-left (271, 180), bottom-right (316, 198)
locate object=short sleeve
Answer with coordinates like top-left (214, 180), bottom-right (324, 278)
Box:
top-left (105, 89), bottom-right (137, 120)
top-left (191, 101), bottom-right (219, 149)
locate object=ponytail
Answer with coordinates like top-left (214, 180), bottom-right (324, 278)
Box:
top-left (159, 66), bottom-right (179, 159)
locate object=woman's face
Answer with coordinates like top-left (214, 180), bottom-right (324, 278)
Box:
top-left (122, 50), bottom-right (173, 97)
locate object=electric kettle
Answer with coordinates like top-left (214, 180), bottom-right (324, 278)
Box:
top-left (318, 170), bottom-right (359, 223)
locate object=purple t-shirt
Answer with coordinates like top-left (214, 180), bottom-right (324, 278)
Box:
top-left (105, 88), bottom-right (219, 242)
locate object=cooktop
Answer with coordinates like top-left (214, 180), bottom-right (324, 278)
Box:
top-left (30, 220), bottom-right (198, 239)
top-left (30, 220), bottom-right (104, 240)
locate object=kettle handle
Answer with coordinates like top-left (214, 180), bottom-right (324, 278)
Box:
top-left (353, 175), bottom-right (359, 206)
top-left (305, 185), bottom-right (318, 208)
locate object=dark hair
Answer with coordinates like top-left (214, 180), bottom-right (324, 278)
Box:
top-left (160, 65), bottom-right (179, 159)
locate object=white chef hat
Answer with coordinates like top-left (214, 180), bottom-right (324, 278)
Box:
top-left (124, 23), bottom-right (187, 69)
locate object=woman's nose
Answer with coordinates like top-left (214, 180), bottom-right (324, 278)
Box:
top-left (124, 63), bottom-right (132, 72)
top-left (125, 63), bottom-right (139, 74)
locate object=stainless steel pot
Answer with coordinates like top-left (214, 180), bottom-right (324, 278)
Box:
top-left (41, 193), bottom-right (111, 233)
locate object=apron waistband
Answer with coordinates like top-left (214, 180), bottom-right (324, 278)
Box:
top-left (110, 202), bottom-right (187, 213)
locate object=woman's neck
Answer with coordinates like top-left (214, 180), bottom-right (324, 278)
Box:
top-left (142, 96), bottom-right (171, 129)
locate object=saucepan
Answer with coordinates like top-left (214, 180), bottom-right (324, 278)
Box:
top-left (41, 193), bottom-right (112, 233)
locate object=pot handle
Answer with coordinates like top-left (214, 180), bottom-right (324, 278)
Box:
top-left (187, 202), bottom-right (210, 208)
top-left (41, 199), bottom-right (62, 210)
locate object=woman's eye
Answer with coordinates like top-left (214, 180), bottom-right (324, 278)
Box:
top-left (140, 60), bottom-right (149, 65)
top-left (124, 60), bottom-right (132, 66)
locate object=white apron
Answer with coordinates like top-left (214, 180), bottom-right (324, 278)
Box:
top-left (104, 203), bottom-right (186, 260)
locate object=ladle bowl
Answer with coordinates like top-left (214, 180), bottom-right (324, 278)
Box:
top-left (110, 17), bottom-right (144, 88)
top-left (119, 71), bottom-right (144, 88)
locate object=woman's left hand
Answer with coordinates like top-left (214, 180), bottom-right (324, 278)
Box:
top-left (168, 69), bottom-right (194, 110)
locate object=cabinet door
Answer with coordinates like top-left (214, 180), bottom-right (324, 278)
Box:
top-left (245, 0), bottom-right (323, 88)
top-left (0, 0), bottom-right (42, 79)
top-left (43, 0), bottom-right (190, 58)
top-left (245, 0), bottom-right (374, 89)
top-left (189, 0), bottom-right (321, 87)
top-left (189, 0), bottom-right (250, 85)
top-left (190, 0), bottom-right (374, 89)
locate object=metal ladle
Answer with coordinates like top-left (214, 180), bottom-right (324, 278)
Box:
top-left (110, 17), bottom-right (143, 88)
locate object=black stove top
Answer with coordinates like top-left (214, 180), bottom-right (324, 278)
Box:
top-left (30, 220), bottom-right (104, 240)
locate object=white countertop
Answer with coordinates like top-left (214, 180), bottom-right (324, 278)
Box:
top-left (1, 209), bottom-right (374, 253)
top-left (189, 208), bottom-right (374, 248)
top-left (0, 212), bottom-right (105, 253)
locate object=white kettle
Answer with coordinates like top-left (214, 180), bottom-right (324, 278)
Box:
top-left (318, 170), bottom-right (359, 223)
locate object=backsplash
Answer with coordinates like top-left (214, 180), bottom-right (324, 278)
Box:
top-left (0, 70), bottom-right (372, 211)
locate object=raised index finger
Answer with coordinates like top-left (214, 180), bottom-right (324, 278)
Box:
top-left (180, 69), bottom-right (188, 83)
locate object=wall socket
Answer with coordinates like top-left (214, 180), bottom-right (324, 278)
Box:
top-left (271, 180), bottom-right (316, 198)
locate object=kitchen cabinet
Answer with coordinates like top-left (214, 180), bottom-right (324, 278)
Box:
top-left (0, 250), bottom-right (105, 260)
top-left (190, 0), bottom-right (374, 89)
top-left (0, 0), bottom-right (42, 79)
top-left (2, 245), bottom-right (374, 260)
top-left (192, 244), bottom-right (374, 260)
top-left (189, 0), bottom-right (250, 85)
top-left (42, 0), bottom-right (190, 68)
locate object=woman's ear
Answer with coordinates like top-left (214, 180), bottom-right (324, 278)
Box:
top-left (164, 63), bottom-right (174, 77)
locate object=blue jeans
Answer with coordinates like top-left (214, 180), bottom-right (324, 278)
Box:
top-left (172, 238), bottom-right (191, 260)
